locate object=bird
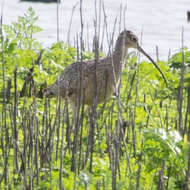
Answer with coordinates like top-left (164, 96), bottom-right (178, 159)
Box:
top-left (44, 30), bottom-right (167, 107)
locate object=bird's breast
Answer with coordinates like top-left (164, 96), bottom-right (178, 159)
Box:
top-left (82, 70), bottom-right (118, 105)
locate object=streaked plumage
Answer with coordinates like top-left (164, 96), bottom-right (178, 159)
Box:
top-left (44, 30), bottom-right (167, 105)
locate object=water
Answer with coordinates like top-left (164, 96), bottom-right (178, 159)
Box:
top-left (1, 0), bottom-right (190, 60)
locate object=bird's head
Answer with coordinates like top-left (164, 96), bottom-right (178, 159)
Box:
top-left (122, 30), bottom-right (139, 48)
top-left (116, 30), bottom-right (139, 49)
top-left (116, 30), bottom-right (168, 86)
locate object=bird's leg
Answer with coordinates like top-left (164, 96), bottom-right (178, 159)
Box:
top-left (70, 102), bottom-right (78, 132)
top-left (70, 94), bottom-right (81, 131)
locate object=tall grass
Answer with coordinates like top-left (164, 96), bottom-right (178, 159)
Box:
top-left (0, 3), bottom-right (190, 190)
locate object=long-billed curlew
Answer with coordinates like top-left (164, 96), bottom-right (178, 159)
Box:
top-left (44, 30), bottom-right (167, 106)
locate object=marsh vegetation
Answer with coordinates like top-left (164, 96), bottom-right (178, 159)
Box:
top-left (0, 6), bottom-right (190, 190)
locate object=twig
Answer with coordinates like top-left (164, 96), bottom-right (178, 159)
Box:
top-left (177, 26), bottom-right (185, 134)
top-left (67, 2), bottom-right (79, 44)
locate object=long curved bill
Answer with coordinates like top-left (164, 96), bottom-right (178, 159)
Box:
top-left (137, 44), bottom-right (168, 87)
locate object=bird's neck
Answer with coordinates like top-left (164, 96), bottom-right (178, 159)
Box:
top-left (111, 40), bottom-right (128, 78)
top-left (113, 45), bottom-right (128, 63)
top-left (113, 34), bottom-right (129, 63)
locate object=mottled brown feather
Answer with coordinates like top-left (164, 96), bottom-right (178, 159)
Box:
top-left (44, 30), bottom-right (166, 105)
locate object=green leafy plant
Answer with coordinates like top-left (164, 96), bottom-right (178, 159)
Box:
top-left (3, 7), bottom-right (42, 50)
top-left (0, 6), bottom-right (190, 190)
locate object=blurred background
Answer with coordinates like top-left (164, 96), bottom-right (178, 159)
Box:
top-left (2, 0), bottom-right (190, 60)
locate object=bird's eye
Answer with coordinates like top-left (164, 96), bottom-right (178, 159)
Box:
top-left (132, 37), bottom-right (137, 42)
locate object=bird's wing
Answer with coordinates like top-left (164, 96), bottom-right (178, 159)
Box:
top-left (54, 60), bottom-right (98, 96)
